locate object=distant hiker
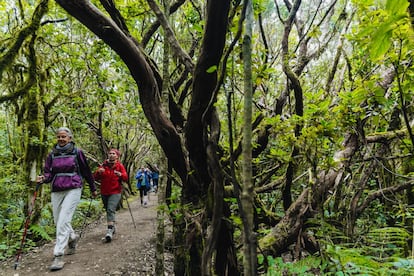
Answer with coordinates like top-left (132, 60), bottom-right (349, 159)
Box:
top-left (135, 166), bottom-right (152, 206)
top-left (93, 149), bottom-right (128, 242)
top-left (151, 164), bottom-right (159, 193)
top-left (36, 127), bottom-right (97, 271)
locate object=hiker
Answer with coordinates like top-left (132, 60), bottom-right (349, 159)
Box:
top-left (135, 166), bottom-right (151, 206)
top-left (93, 149), bottom-right (128, 242)
top-left (36, 127), bottom-right (97, 271)
top-left (151, 164), bottom-right (159, 193)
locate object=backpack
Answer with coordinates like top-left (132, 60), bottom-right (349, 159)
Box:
top-left (50, 146), bottom-right (80, 175)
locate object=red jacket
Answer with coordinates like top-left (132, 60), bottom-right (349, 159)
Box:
top-left (93, 160), bottom-right (128, 195)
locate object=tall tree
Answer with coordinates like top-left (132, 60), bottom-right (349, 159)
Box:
top-left (241, 0), bottom-right (256, 275)
top-left (54, 0), bottom-right (232, 274)
top-left (0, 0), bottom-right (50, 227)
top-left (154, 0), bottom-right (170, 274)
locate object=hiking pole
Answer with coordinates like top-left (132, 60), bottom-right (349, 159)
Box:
top-left (79, 196), bottom-right (94, 239)
top-left (122, 190), bottom-right (136, 228)
top-left (14, 182), bottom-right (42, 270)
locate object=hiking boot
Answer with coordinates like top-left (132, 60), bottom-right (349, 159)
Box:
top-left (50, 255), bottom-right (64, 271)
top-left (105, 228), bottom-right (114, 242)
top-left (143, 195), bottom-right (148, 207)
top-left (67, 234), bottom-right (80, 255)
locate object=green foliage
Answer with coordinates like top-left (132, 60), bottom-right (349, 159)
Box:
top-left (206, 65), bottom-right (218, 73)
top-left (71, 199), bottom-right (103, 229)
top-left (258, 254), bottom-right (325, 275)
top-left (392, 258), bottom-right (414, 272)
top-left (38, 201), bottom-right (55, 235)
top-left (0, 131), bottom-right (33, 260)
top-left (163, 184), bottom-right (184, 221)
top-left (364, 227), bottom-right (411, 260)
top-left (325, 244), bottom-right (414, 275)
top-left (258, 238), bottom-right (414, 275)
top-left (351, 0), bottom-right (411, 60)
top-left (286, 215), bottom-right (414, 275)
top-left (29, 224), bottom-right (52, 241)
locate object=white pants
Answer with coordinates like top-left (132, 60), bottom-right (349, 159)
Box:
top-left (51, 188), bottom-right (82, 256)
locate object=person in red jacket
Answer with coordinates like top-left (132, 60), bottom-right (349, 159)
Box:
top-left (93, 149), bottom-right (128, 242)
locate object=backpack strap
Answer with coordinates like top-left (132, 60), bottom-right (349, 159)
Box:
top-left (74, 148), bottom-right (81, 177)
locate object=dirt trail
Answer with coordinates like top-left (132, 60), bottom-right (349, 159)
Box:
top-left (0, 193), bottom-right (172, 276)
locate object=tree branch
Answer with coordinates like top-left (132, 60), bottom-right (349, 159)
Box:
top-left (56, 0), bottom-right (189, 182)
top-left (146, 0), bottom-right (194, 73)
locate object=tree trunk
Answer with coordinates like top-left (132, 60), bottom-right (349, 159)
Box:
top-left (259, 133), bottom-right (359, 256)
top-left (241, 0), bottom-right (256, 275)
top-left (155, 1), bottom-right (170, 273)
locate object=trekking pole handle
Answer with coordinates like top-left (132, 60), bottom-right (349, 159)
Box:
top-left (36, 175), bottom-right (45, 183)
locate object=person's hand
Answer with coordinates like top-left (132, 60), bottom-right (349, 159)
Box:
top-left (92, 190), bottom-right (98, 198)
top-left (98, 167), bottom-right (105, 174)
top-left (114, 170), bottom-right (121, 176)
top-left (36, 175), bottom-right (45, 183)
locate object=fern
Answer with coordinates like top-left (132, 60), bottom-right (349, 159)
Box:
top-left (363, 227), bottom-right (410, 260)
top-left (258, 255), bottom-right (323, 275)
top-left (325, 244), bottom-right (414, 275)
top-left (29, 224), bottom-right (52, 241)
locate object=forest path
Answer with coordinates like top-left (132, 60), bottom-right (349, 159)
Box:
top-left (0, 192), bottom-right (172, 276)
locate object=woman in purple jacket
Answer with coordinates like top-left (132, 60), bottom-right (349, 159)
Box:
top-left (37, 127), bottom-right (97, 271)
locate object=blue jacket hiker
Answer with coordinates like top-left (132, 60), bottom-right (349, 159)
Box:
top-left (135, 166), bottom-right (152, 207)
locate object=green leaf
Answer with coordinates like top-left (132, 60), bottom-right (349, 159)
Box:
top-left (386, 0), bottom-right (410, 16)
top-left (206, 65), bottom-right (217, 73)
top-left (370, 23), bottom-right (393, 59)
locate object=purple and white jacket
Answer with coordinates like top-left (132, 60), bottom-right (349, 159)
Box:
top-left (43, 142), bottom-right (96, 193)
